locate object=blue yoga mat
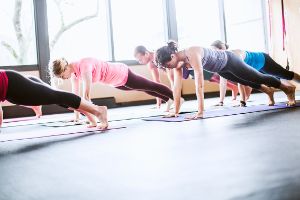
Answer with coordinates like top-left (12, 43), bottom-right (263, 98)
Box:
top-left (142, 102), bottom-right (300, 122)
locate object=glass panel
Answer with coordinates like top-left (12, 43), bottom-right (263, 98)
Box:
top-left (0, 0), bottom-right (37, 66)
top-left (111, 0), bottom-right (165, 60)
top-left (47, 0), bottom-right (110, 61)
top-left (175, 0), bottom-right (222, 48)
top-left (224, 0), bottom-right (266, 51)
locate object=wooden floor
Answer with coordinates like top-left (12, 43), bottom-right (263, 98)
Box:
top-left (1, 92), bottom-right (300, 200)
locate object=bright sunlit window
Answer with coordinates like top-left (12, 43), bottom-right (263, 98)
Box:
top-left (110, 0), bottom-right (166, 60)
top-left (0, 0), bottom-right (37, 66)
top-left (47, 0), bottom-right (110, 62)
top-left (224, 0), bottom-right (267, 51)
top-left (175, 0), bottom-right (222, 48)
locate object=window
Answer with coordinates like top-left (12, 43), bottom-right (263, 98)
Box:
top-left (0, 0), bottom-right (37, 66)
top-left (224, 0), bottom-right (267, 51)
top-left (175, 0), bottom-right (222, 48)
top-left (111, 0), bottom-right (166, 60)
top-left (47, 0), bottom-right (110, 62)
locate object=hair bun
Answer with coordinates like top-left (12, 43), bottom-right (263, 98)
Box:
top-left (167, 40), bottom-right (178, 52)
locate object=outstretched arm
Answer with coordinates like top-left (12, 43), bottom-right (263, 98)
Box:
top-left (166, 68), bottom-right (175, 89)
top-left (71, 75), bottom-right (81, 122)
top-left (172, 67), bottom-right (183, 116)
top-left (81, 72), bottom-right (97, 125)
top-left (82, 72), bottom-right (93, 101)
top-left (189, 48), bottom-right (205, 119)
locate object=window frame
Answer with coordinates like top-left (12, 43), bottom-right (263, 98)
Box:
top-left (0, 0), bottom-right (269, 84)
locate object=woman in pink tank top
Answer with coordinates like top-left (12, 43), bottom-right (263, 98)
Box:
top-left (51, 57), bottom-right (175, 122)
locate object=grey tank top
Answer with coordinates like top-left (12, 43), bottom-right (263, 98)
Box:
top-left (201, 48), bottom-right (228, 72)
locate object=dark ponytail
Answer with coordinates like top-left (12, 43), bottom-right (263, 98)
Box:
top-left (155, 41), bottom-right (178, 69)
top-left (167, 41), bottom-right (178, 52)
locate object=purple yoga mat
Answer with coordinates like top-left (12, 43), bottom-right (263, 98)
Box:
top-left (0, 126), bottom-right (126, 142)
top-left (142, 102), bottom-right (300, 122)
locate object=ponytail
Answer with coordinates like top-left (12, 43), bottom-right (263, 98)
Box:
top-left (167, 40), bottom-right (178, 53)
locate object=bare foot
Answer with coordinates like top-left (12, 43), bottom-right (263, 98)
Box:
top-left (87, 123), bottom-right (97, 128)
top-left (214, 102), bottom-right (224, 106)
top-left (85, 112), bottom-right (97, 128)
top-left (96, 106), bottom-right (108, 130)
top-left (32, 106), bottom-right (42, 118)
top-left (285, 86), bottom-right (296, 106)
top-left (98, 122), bottom-right (108, 130)
top-left (266, 88), bottom-right (275, 106)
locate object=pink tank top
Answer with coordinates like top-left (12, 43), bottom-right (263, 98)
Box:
top-left (71, 58), bottom-right (129, 87)
top-left (0, 71), bottom-right (8, 102)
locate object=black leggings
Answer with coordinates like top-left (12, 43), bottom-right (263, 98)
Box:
top-left (116, 69), bottom-right (173, 102)
top-left (218, 52), bottom-right (281, 89)
top-left (27, 75), bottom-right (44, 84)
top-left (260, 54), bottom-right (294, 80)
top-left (5, 70), bottom-right (81, 109)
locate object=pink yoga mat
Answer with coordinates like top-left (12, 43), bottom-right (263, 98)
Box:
top-left (0, 126), bottom-right (126, 142)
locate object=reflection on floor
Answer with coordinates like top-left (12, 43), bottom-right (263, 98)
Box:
top-left (1, 92), bottom-right (300, 200)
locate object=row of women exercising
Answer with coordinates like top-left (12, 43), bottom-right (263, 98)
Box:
top-left (0, 40), bottom-right (298, 127)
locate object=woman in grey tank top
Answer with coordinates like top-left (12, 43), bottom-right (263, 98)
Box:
top-left (155, 41), bottom-right (296, 119)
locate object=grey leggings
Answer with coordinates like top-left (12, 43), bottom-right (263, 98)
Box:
top-left (218, 52), bottom-right (281, 89)
top-left (116, 69), bottom-right (173, 102)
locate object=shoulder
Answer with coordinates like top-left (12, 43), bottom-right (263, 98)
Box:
top-left (186, 46), bottom-right (203, 53)
top-left (185, 46), bottom-right (204, 61)
top-left (186, 46), bottom-right (203, 55)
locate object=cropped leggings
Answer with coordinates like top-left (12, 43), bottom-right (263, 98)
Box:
top-left (218, 52), bottom-right (281, 90)
top-left (116, 69), bottom-right (173, 102)
top-left (5, 70), bottom-right (81, 109)
top-left (259, 54), bottom-right (294, 80)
